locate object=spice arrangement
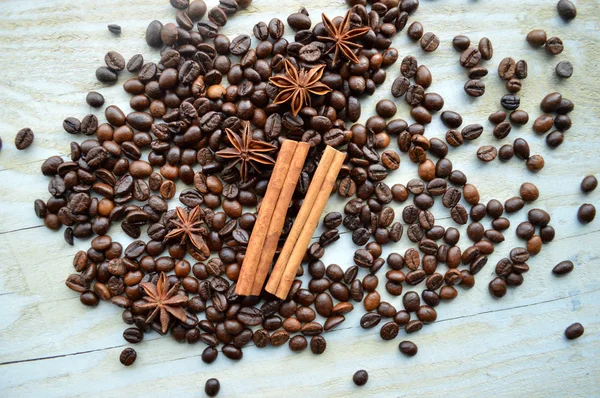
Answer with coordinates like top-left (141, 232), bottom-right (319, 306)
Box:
top-left (6, 0), bottom-right (593, 393)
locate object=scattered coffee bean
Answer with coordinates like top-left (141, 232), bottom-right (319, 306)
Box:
top-left (577, 204), bottom-right (596, 224)
top-left (15, 128), bottom-right (34, 150)
top-left (107, 24), bottom-right (121, 34)
top-left (556, 61), bottom-right (573, 78)
top-left (353, 370), bottom-right (369, 386)
top-left (581, 176), bottom-right (598, 193)
top-left (205, 378), bottom-right (221, 397)
top-left (120, 347), bottom-right (137, 366)
top-left (564, 322), bottom-right (584, 339)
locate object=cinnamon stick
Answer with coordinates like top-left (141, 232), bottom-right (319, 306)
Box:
top-left (235, 140), bottom-right (297, 296)
top-left (273, 150), bottom-right (346, 299)
top-left (264, 146), bottom-right (336, 294)
top-left (266, 146), bottom-right (345, 298)
top-left (249, 141), bottom-right (310, 295)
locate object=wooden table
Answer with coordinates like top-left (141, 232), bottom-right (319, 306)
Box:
top-left (1, 0), bottom-right (598, 396)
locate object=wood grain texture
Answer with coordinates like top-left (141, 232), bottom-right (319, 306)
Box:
top-left (0, 0), bottom-right (599, 396)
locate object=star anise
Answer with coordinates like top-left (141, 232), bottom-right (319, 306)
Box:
top-left (269, 59), bottom-right (332, 116)
top-left (216, 122), bottom-right (277, 182)
top-left (138, 272), bottom-right (188, 334)
top-left (165, 206), bottom-right (210, 257)
top-left (318, 10), bottom-right (370, 65)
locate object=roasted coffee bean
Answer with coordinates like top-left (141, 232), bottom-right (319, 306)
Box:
top-left (96, 66), bottom-right (118, 83)
top-left (462, 124), bottom-right (483, 141)
top-left (498, 57), bottom-right (516, 80)
top-left (464, 80), bottom-right (485, 97)
top-left (407, 21), bottom-right (423, 40)
top-left (205, 378), bottom-right (220, 397)
top-left (546, 37), bottom-right (564, 55)
top-left (353, 370), bottom-right (369, 386)
top-left (565, 322), bottom-right (584, 339)
top-left (420, 32), bottom-right (439, 52)
top-left (380, 321), bottom-right (400, 340)
top-left (399, 340), bottom-right (418, 357)
top-left (105, 51), bottom-right (125, 72)
top-left (513, 138), bottom-right (530, 160)
top-left (527, 29), bottom-right (547, 47)
top-left (120, 348), bottom-right (137, 366)
top-left (450, 204), bottom-right (468, 225)
top-left (556, 61), bottom-right (573, 78)
top-left (489, 277), bottom-right (507, 298)
top-left (501, 94), bottom-right (520, 110)
top-left (578, 204), bottom-right (596, 224)
top-left (86, 91), bottom-right (105, 107)
top-left (441, 111), bottom-right (462, 129)
top-left (493, 121), bottom-right (512, 139)
top-left (453, 35), bottom-right (470, 51)
top-left (15, 128), bottom-right (34, 149)
top-left (478, 37), bottom-right (493, 60)
top-left (107, 24), bottom-right (121, 34)
top-left (477, 146), bottom-right (497, 162)
top-left (581, 176), bottom-right (598, 193)
top-left (391, 76), bottom-right (410, 98)
top-left (460, 48), bottom-right (481, 68)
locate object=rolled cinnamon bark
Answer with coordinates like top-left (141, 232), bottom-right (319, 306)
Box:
top-left (264, 146), bottom-right (337, 294)
top-left (266, 147), bottom-right (346, 299)
top-left (235, 140), bottom-right (297, 296)
top-left (249, 141), bottom-right (310, 295)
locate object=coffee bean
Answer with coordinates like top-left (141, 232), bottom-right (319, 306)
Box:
top-left (498, 57), bottom-right (516, 80)
top-left (353, 370), bottom-right (369, 386)
top-left (107, 24), bottom-right (121, 34)
top-left (478, 37), bottom-right (493, 60)
top-left (577, 204), bottom-right (596, 224)
top-left (557, 0), bottom-right (577, 21)
top-left (450, 204), bottom-right (468, 225)
top-left (399, 340), bottom-right (418, 357)
top-left (392, 76), bottom-right (410, 97)
top-left (420, 32), bottom-right (439, 52)
top-left (15, 128), bottom-right (34, 150)
top-left (564, 322), bottom-right (584, 340)
top-left (120, 347), bottom-right (137, 366)
top-left (527, 29), bottom-right (547, 47)
top-left (501, 94), bottom-right (520, 110)
top-left (493, 121), bottom-right (512, 139)
top-left (401, 56), bottom-right (418, 78)
top-left (526, 155), bottom-right (545, 172)
top-left (461, 124), bottom-right (483, 140)
top-left (460, 48), bottom-right (481, 68)
top-left (581, 176), bottom-right (598, 193)
top-left (145, 20), bottom-right (163, 47)
top-left (546, 37), bottom-right (564, 55)
top-left (123, 327), bottom-right (143, 343)
top-left (205, 378), bottom-right (220, 397)
top-left (464, 80), bottom-right (485, 97)
top-left (541, 92), bottom-right (563, 113)
top-left (96, 66), bottom-right (118, 83)
top-left (489, 277), bottom-right (507, 298)
top-left (556, 61), bottom-right (573, 78)
top-left (477, 145), bottom-right (497, 162)
top-left (86, 91), bottom-right (105, 107)
top-left (105, 51), bottom-right (125, 71)
top-left (446, 129), bottom-right (463, 147)
top-left (407, 21), bottom-right (423, 40)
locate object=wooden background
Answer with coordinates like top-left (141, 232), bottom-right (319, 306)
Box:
top-left (0, 0), bottom-right (599, 396)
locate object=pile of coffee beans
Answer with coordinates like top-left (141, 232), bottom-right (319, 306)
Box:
top-left (22, 0), bottom-right (590, 385)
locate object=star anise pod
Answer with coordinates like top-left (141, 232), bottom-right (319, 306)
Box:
top-left (216, 122), bottom-right (277, 182)
top-left (269, 60), bottom-right (332, 117)
top-left (138, 272), bottom-right (188, 334)
top-left (165, 206), bottom-right (210, 257)
top-left (318, 10), bottom-right (370, 65)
